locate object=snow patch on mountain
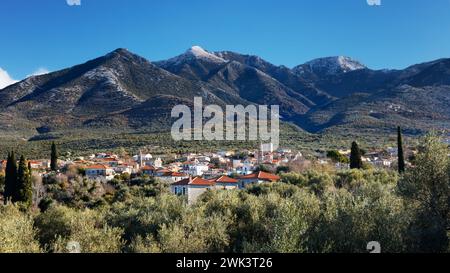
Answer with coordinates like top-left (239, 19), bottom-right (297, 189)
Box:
top-left (84, 67), bottom-right (144, 102)
top-left (295, 56), bottom-right (366, 75)
top-left (159, 46), bottom-right (227, 66)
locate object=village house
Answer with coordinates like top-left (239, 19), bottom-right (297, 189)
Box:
top-left (212, 155), bottom-right (227, 164)
top-left (237, 171), bottom-right (280, 189)
top-left (183, 160), bottom-right (209, 176)
top-left (95, 153), bottom-right (118, 159)
top-left (96, 157), bottom-right (122, 167)
top-left (171, 177), bottom-right (216, 204)
top-left (127, 161), bottom-right (141, 173)
top-left (158, 172), bottom-right (189, 184)
top-left (374, 158), bottom-right (393, 168)
top-left (132, 154), bottom-right (147, 162)
top-left (171, 175), bottom-right (239, 203)
top-left (141, 165), bottom-right (156, 176)
top-left (29, 160), bottom-right (51, 171)
top-left (113, 164), bottom-right (133, 175)
top-left (197, 156), bottom-right (211, 163)
top-left (142, 154), bottom-right (153, 161)
top-left (202, 169), bottom-right (227, 179)
top-left (232, 159), bottom-right (242, 169)
top-left (209, 175), bottom-right (239, 190)
top-left (155, 168), bottom-right (172, 177)
top-left (133, 153), bottom-right (154, 167)
top-left (85, 164), bottom-right (115, 181)
top-left (233, 158), bottom-right (255, 175)
top-left (261, 153), bottom-right (274, 164)
top-left (153, 157), bottom-right (163, 168)
top-left (167, 162), bottom-right (182, 173)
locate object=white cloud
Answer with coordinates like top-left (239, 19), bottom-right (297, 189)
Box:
top-left (66, 0), bottom-right (81, 6)
top-left (0, 67), bottom-right (17, 90)
top-left (27, 67), bottom-right (50, 77)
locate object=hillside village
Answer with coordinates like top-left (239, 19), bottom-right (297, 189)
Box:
top-left (1, 143), bottom-right (412, 204)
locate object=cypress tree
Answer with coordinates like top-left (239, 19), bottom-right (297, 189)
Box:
top-left (5, 151), bottom-right (18, 203)
top-left (397, 126), bottom-right (406, 173)
top-left (350, 141), bottom-right (363, 169)
top-left (51, 142), bottom-right (58, 171)
top-left (17, 155), bottom-right (33, 208)
top-left (3, 152), bottom-right (13, 204)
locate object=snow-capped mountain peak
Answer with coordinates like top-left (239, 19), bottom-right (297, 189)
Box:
top-left (295, 56), bottom-right (366, 75)
top-left (160, 46), bottom-right (227, 66)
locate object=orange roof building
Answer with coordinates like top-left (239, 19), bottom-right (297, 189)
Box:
top-left (209, 175), bottom-right (238, 184)
top-left (85, 164), bottom-right (109, 170)
top-left (237, 171), bottom-right (280, 189)
top-left (172, 177), bottom-right (215, 187)
top-left (171, 176), bottom-right (239, 204)
top-left (239, 171), bottom-right (280, 181)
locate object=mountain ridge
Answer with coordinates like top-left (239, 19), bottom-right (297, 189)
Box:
top-left (1, 46), bottom-right (449, 139)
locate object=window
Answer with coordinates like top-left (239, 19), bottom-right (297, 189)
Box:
top-left (174, 187), bottom-right (178, 194)
top-left (182, 187), bottom-right (186, 195)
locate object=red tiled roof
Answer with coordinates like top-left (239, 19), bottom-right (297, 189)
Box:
top-left (172, 177), bottom-right (215, 186)
top-left (98, 158), bottom-right (118, 162)
top-left (85, 164), bottom-right (109, 170)
top-left (161, 171), bottom-right (187, 177)
top-left (238, 171), bottom-right (280, 182)
top-left (142, 165), bottom-right (156, 170)
top-left (211, 175), bottom-right (238, 184)
top-left (171, 172), bottom-right (188, 177)
top-left (29, 160), bottom-right (43, 164)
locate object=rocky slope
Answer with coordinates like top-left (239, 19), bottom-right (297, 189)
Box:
top-left (0, 46), bottom-right (449, 139)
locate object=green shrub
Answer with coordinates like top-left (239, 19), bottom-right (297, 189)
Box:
top-left (35, 206), bottom-right (124, 253)
top-left (0, 205), bottom-right (41, 253)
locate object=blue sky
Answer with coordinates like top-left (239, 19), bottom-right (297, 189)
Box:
top-left (1, 0), bottom-right (450, 82)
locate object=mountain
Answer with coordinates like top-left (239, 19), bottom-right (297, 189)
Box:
top-left (156, 46), bottom-right (228, 81)
top-left (156, 46), bottom-right (316, 119)
top-left (213, 51), bottom-right (334, 106)
top-left (299, 84), bottom-right (450, 135)
top-left (402, 58), bottom-right (450, 87)
top-left (0, 46), bottom-right (449, 142)
top-left (293, 56), bottom-right (366, 77)
top-left (0, 48), bottom-right (247, 132)
top-left (297, 56), bottom-right (450, 134)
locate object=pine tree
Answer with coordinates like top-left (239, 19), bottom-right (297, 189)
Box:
top-left (51, 142), bottom-right (58, 171)
top-left (350, 141), bottom-right (363, 169)
top-left (397, 126), bottom-right (406, 173)
top-left (4, 151), bottom-right (18, 203)
top-left (16, 155), bottom-right (33, 208)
